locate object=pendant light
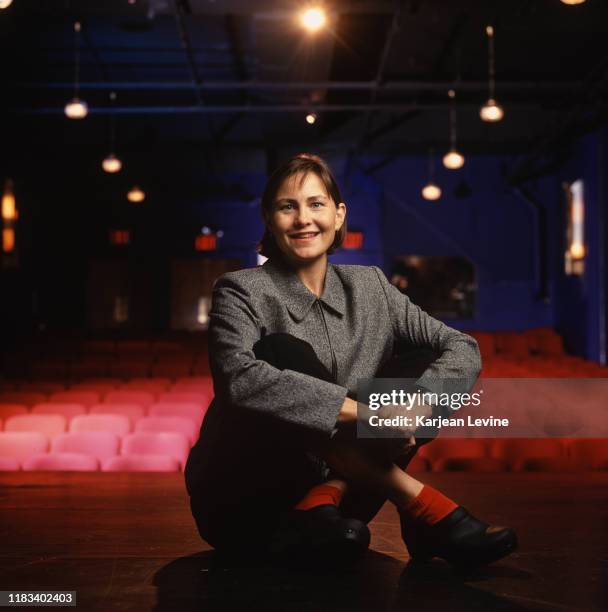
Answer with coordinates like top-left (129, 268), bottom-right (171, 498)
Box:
top-left (422, 151), bottom-right (442, 201)
top-left (127, 186), bottom-right (145, 203)
top-left (64, 21), bottom-right (88, 119)
top-left (102, 92), bottom-right (122, 173)
top-left (480, 25), bottom-right (504, 123)
top-left (443, 89), bottom-right (465, 169)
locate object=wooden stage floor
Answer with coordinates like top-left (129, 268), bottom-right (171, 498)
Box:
top-left (1, 472), bottom-right (606, 611)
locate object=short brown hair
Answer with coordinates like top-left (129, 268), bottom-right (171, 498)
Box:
top-left (258, 153), bottom-right (347, 259)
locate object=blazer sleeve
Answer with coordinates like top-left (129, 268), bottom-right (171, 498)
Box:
top-left (208, 274), bottom-right (348, 440)
top-left (372, 266), bottom-right (482, 397)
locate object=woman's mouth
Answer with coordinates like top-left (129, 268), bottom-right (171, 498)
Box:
top-left (289, 232), bottom-right (320, 241)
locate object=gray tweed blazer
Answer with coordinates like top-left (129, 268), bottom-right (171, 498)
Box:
top-left (185, 258), bottom-right (481, 498)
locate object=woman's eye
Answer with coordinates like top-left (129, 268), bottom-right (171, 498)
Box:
top-left (280, 203), bottom-right (294, 210)
top-left (311, 201), bottom-right (323, 208)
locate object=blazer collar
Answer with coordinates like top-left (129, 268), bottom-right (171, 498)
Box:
top-left (263, 258), bottom-right (346, 321)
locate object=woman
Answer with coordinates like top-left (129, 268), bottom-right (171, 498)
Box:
top-left (185, 153), bottom-right (517, 567)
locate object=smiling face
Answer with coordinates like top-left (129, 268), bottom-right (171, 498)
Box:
top-left (267, 172), bottom-right (346, 266)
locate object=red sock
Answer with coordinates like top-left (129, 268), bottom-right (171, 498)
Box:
top-left (294, 484), bottom-right (343, 511)
top-left (399, 485), bottom-right (458, 525)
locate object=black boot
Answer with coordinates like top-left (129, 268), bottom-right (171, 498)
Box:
top-left (401, 506), bottom-right (517, 568)
top-left (271, 505), bottom-right (371, 567)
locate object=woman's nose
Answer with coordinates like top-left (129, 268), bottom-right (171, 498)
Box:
top-left (295, 207), bottom-right (312, 225)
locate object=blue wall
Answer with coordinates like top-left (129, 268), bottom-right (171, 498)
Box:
top-left (554, 129), bottom-right (607, 362)
top-left (2, 132), bottom-right (606, 362)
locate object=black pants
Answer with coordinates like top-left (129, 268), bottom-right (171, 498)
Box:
top-left (190, 333), bottom-right (438, 556)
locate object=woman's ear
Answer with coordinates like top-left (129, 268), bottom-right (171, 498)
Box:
top-left (335, 202), bottom-right (347, 230)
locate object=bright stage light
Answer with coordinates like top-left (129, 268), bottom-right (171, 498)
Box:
top-left (422, 182), bottom-right (442, 201)
top-left (127, 186), bottom-right (145, 203)
top-left (443, 150), bottom-right (465, 170)
top-left (480, 98), bottom-right (504, 122)
top-left (300, 7), bottom-right (326, 32)
top-left (64, 98), bottom-right (88, 119)
top-left (102, 154), bottom-right (122, 173)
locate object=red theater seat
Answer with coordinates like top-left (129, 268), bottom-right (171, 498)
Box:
top-left (121, 378), bottom-right (172, 393)
top-left (5, 414), bottom-right (67, 437)
top-left (23, 453), bottom-right (99, 471)
top-left (570, 439), bottom-right (608, 470)
top-left (23, 382), bottom-right (67, 395)
top-left (135, 416), bottom-right (198, 445)
top-left (69, 360), bottom-right (110, 379)
top-left (418, 438), bottom-right (506, 472)
top-left (121, 432), bottom-right (190, 468)
top-left (70, 414), bottom-right (131, 436)
top-left (0, 432), bottom-right (48, 461)
top-left (32, 403), bottom-right (87, 420)
top-left (491, 438), bottom-right (569, 472)
top-left (158, 391), bottom-right (211, 407)
top-left (70, 381), bottom-right (119, 395)
top-left (405, 456), bottom-right (429, 473)
top-left (0, 392), bottom-right (47, 407)
top-left (150, 362), bottom-right (193, 378)
top-left (104, 390), bottom-right (156, 408)
top-left (50, 390), bottom-right (101, 407)
top-left (109, 360), bottom-right (151, 379)
top-left (149, 403), bottom-right (206, 427)
top-left (469, 332), bottom-right (496, 359)
top-left (52, 432), bottom-right (119, 462)
top-left (102, 454), bottom-right (180, 472)
top-left (89, 403), bottom-right (145, 425)
top-left (0, 457), bottom-right (21, 471)
top-left (0, 404), bottom-right (29, 420)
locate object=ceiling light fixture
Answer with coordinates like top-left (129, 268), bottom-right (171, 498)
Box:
top-left (0, 0), bottom-right (14, 9)
top-left (443, 89), bottom-right (465, 170)
top-left (102, 92), bottom-right (122, 173)
top-left (64, 21), bottom-right (88, 120)
top-left (480, 25), bottom-right (504, 123)
top-left (300, 7), bottom-right (326, 32)
top-left (560, 0), bottom-right (586, 5)
top-left (127, 186), bottom-right (145, 203)
top-left (422, 151), bottom-right (442, 201)
top-left (305, 112), bottom-right (317, 124)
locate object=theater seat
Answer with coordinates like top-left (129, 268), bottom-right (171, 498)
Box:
top-left (52, 432), bottom-right (119, 462)
top-left (0, 456), bottom-right (21, 470)
top-left (405, 456), bottom-right (429, 473)
top-left (4, 414), bottom-right (67, 437)
top-left (104, 390), bottom-right (156, 409)
top-left (570, 439), bottom-right (608, 470)
top-left (134, 416), bottom-right (198, 445)
top-left (23, 453), bottom-right (99, 471)
top-left (32, 403), bottom-right (87, 420)
top-left (158, 391), bottom-right (211, 407)
top-left (0, 403), bottom-right (29, 421)
top-left (121, 432), bottom-right (190, 468)
top-left (434, 457), bottom-right (507, 472)
top-left (89, 403), bottom-right (145, 425)
top-left (0, 392), bottom-right (47, 407)
top-left (70, 414), bottom-right (131, 436)
top-left (102, 454), bottom-right (180, 472)
top-left (0, 432), bottom-right (48, 461)
top-left (417, 438), bottom-right (505, 472)
top-left (50, 390), bottom-right (101, 407)
top-left (148, 403), bottom-right (206, 427)
top-left (491, 438), bottom-right (568, 472)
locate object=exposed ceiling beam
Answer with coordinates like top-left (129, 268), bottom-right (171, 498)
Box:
top-left (358, 1), bottom-right (404, 147)
top-left (20, 80), bottom-right (582, 92)
top-left (20, 102), bottom-right (540, 115)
